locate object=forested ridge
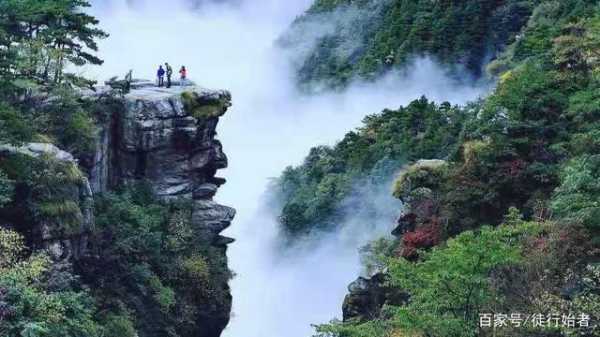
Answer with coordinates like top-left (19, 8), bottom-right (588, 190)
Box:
top-left (276, 0), bottom-right (600, 336)
top-left (283, 0), bottom-right (562, 90)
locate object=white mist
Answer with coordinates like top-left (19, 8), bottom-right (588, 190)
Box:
top-left (87, 1), bottom-right (485, 336)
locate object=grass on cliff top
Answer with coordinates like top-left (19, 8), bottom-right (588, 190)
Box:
top-left (181, 91), bottom-right (227, 120)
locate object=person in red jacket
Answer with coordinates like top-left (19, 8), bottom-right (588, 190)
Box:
top-left (179, 66), bottom-right (187, 86)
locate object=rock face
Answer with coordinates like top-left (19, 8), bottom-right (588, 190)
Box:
top-left (0, 143), bottom-right (95, 261)
top-left (391, 159), bottom-right (446, 259)
top-left (85, 83), bottom-right (235, 337)
top-left (88, 83), bottom-right (235, 240)
top-left (342, 273), bottom-right (409, 322)
top-left (0, 83), bottom-right (235, 337)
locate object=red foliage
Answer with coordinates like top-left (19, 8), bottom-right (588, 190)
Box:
top-left (399, 221), bottom-right (442, 259)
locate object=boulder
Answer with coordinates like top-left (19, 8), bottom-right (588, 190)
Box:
top-left (342, 273), bottom-right (409, 322)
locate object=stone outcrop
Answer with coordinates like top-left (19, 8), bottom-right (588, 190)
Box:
top-left (391, 159), bottom-right (446, 258)
top-left (86, 82), bottom-right (235, 245)
top-left (0, 82), bottom-right (235, 337)
top-left (342, 273), bottom-right (409, 322)
top-left (0, 143), bottom-right (94, 260)
top-left (341, 160), bottom-right (448, 324)
top-left (85, 82), bottom-right (236, 337)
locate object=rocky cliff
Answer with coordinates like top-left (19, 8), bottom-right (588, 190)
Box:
top-left (342, 273), bottom-right (408, 322)
top-left (88, 82), bottom-right (235, 337)
top-left (87, 81), bottom-right (235, 246)
top-left (0, 82), bottom-right (235, 337)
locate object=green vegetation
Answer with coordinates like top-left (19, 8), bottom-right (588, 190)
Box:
top-left (1, 0), bottom-right (599, 336)
top-left (0, 2), bottom-right (232, 336)
top-left (384, 224), bottom-right (530, 337)
top-left (0, 0), bottom-right (109, 158)
top-left (282, 0), bottom-right (536, 90)
top-left (276, 97), bottom-right (469, 236)
top-left (0, 153), bottom-right (88, 237)
top-left (0, 228), bottom-right (103, 337)
top-left (0, 0), bottom-right (107, 89)
top-left (280, 0), bottom-right (600, 239)
top-left (552, 155), bottom-right (600, 245)
top-left (276, 1), bottom-right (600, 336)
top-left (0, 171), bottom-right (233, 336)
top-left (85, 185), bottom-right (233, 337)
top-left (0, 169), bottom-right (15, 207)
top-left (181, 91), bottom-right (229, 120)
top-left (316, 218), bottom-right (599, 337)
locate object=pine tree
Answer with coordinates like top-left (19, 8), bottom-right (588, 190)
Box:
top-left (0, 0), bottom-right (107, 88)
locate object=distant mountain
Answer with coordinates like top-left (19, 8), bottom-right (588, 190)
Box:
top-left (280, 0), bottom-right (535, 91)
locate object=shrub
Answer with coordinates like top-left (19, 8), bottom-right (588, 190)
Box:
top-left (88, 186), bottom-right (232, 337)
top-left (101, 313), bottom-right (137, 337)
top-left (551, 155), bottom-right (600, 243)
top-left (399, 223), bottom-right (442, 259)
top-left (0, 170), bottom-right (15, 208)
top-left (0, 103), bottom-right (33, 145)
top-left (181, 254), bottom-right (210, 281)
top-left (0, 228), bottom-right (25, 269)
top-left (318, 222), bottom-right (542, 337)
top-left (181, 91), bottom-right (229, 120)
top-left (0, 229), bottom-right (102, 337)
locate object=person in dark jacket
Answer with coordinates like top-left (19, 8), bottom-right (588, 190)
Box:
top-left (157, 65), bottom-right (165, 87)
top-left (165, 63), bottom-right (173, 88)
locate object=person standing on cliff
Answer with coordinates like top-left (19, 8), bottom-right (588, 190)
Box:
top-left (157, 65), bottom-right (165, 87)
top-left (165, 63), bottom-right (173, 88)
top-left (179, 66), bottom-right (187, 87)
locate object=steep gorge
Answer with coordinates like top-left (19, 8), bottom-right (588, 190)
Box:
top-left (4, 1), bottom-right (597, 337)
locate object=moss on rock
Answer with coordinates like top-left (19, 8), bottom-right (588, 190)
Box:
top-left (181, 91), bottom-right (229, 120)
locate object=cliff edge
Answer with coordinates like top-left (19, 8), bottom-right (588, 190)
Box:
top-left (0, 82), bottom-right (235, 337)
top-left (88, 82), bottom-right (236, 337)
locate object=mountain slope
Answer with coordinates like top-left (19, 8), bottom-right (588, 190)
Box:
top-left (276, 0), bottom-right (600, 336)
top-left (280, 0), bottom-right (535, 90)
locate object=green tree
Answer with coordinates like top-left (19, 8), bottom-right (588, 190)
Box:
top-left (385, 225), bottom-right (532, 337)
top-left (276, 97), bottom-right (468, 237)
top-left (283, 0), bottom-right (535, 90)
top-left (552, 155), bottom-right (600, 244)
top-left (87, 186), bottom-right (232, 337)
top-left (315, 223), bottom-right (542, 337)
top-left (0, 0), bottom-right (107, 89)
top-left (0, 229), bottom-right (102, 337)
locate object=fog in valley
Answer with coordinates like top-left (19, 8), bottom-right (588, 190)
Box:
top-left (88, 1), bottom-right (486, 336)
